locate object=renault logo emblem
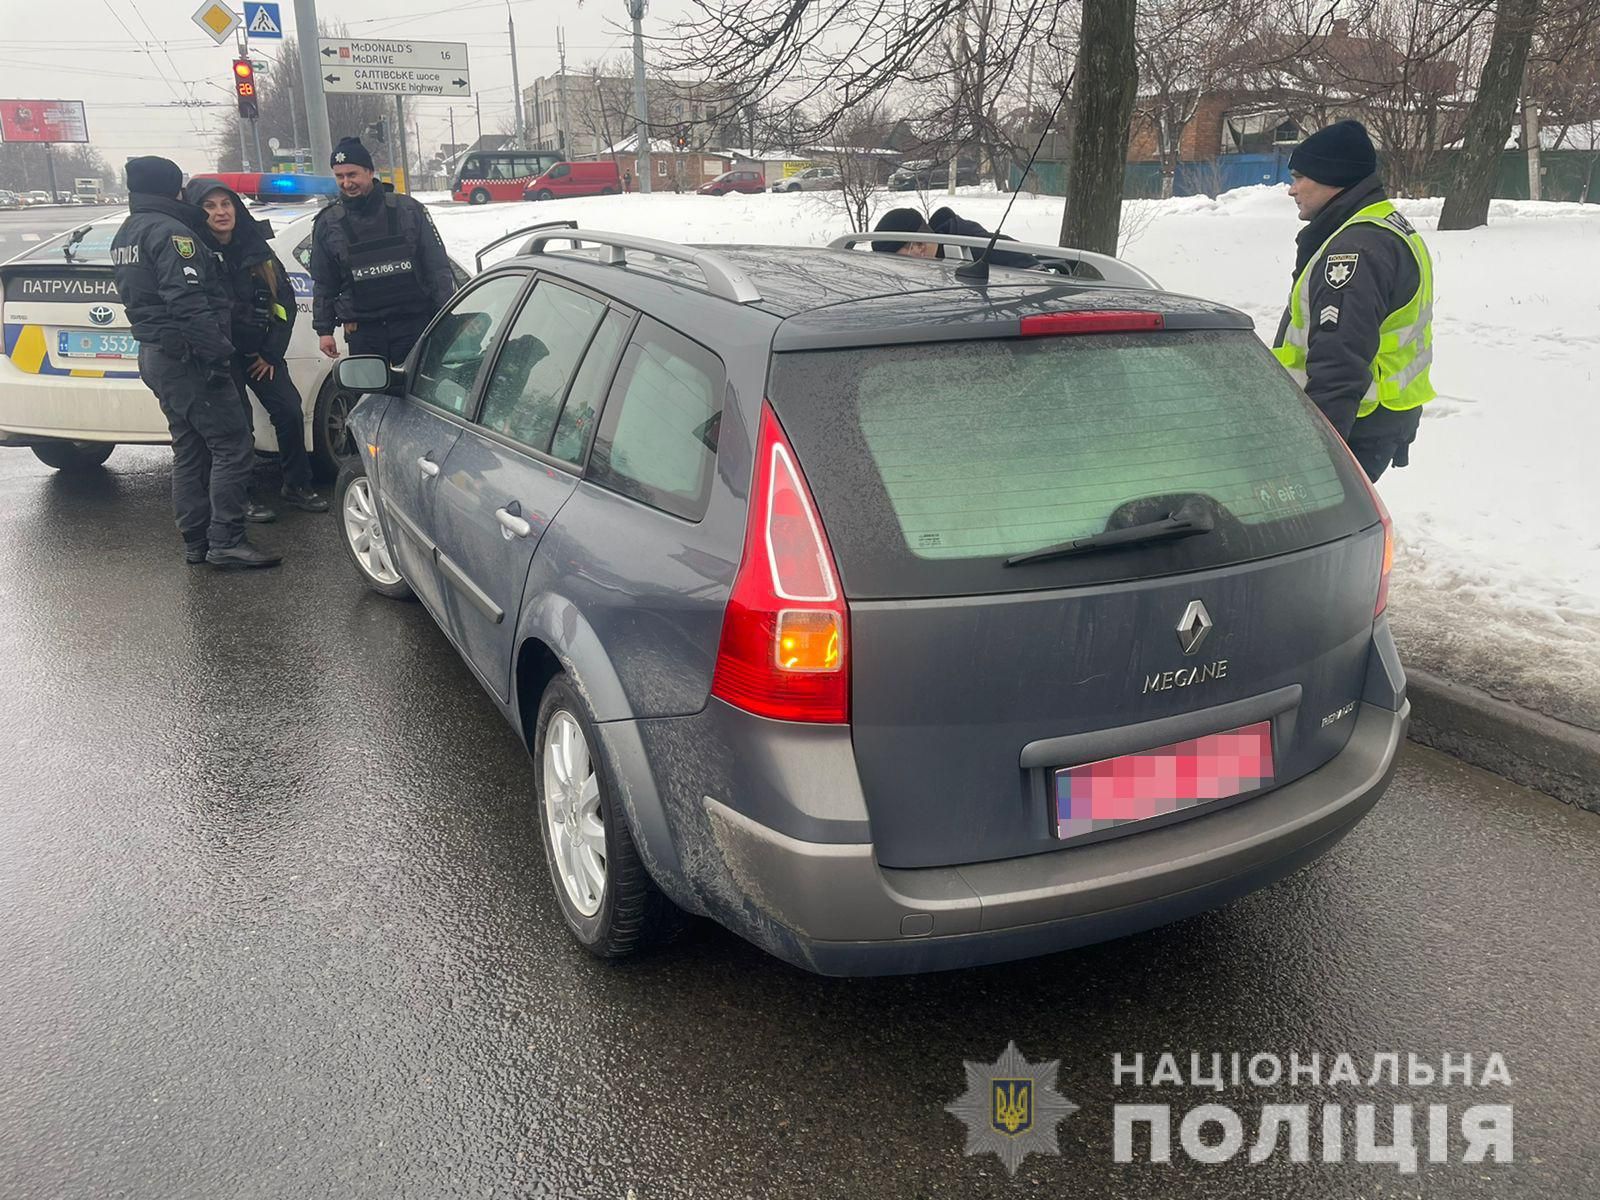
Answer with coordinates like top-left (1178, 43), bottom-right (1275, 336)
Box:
top-left (88, 305), bottom-right (114, 326)
top-left (1176, 600), bottom-right (1213, 656)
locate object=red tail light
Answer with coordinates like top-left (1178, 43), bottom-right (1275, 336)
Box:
top-left (1342, 440), bottom-right (1395, 617)
top-left (711, 403), bottom-right (849, 723)
top-left (1020, 311), bottom-right (1164, 336)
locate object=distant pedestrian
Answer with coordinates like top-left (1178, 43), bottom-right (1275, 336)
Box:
top-left (110, 157), bottom-right (280, 569)
top-left (309, 137), bottom-right (455, 366)
top-left (869, 206), bottom-right (1039, 269)
top-left (1272, 120), bottom-right (1436, 481)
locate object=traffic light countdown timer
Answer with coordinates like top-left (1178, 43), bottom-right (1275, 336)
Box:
top-left (233, 58), bottom-right (258, 118)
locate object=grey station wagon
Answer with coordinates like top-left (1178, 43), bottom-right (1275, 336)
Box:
top-left (332, 225), bottom-right (1409, 976)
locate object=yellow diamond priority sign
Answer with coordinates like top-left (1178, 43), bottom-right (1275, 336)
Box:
top-left (192, 1), bottom-right (240, 45)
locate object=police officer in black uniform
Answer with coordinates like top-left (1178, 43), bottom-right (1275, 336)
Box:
top-left (110, 157), bottom-right (280, 569)
top-left (309, 137), bottom-right (455, 366)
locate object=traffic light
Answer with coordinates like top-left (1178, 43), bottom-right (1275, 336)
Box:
top-left (232, 58), bottom-right (258, 119)
top-left (675, 124), bottom-right (689, 150)
top-left (365, 119), bottom-right (387, 145)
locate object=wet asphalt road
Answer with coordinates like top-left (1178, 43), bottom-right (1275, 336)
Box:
top-left (2, 446), bottom-right (1599, 1199)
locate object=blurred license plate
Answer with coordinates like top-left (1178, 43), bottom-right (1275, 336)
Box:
top-left (57, 329), bottom-right (139, 359)
top-left (1053, 719), bottom-right (1274, 840)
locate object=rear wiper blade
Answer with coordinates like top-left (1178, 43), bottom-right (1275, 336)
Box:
top-left (1004, 502), bottom-right (1214, 567)
top-left (62, 225), bottom-right (92, 263)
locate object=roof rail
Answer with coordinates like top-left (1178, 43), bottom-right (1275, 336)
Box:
top-left (826, 231), bottom-right (1161, 289)
top-left (521, 228), bottom-right (763, 304)
top-left (476, 219), bottom-right (577, 273)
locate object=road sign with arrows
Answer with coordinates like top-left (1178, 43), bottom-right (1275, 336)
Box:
top-left (317, 38), bottom-right (470, 97)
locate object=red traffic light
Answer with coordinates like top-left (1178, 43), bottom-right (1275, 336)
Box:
top-left (233, 58), bottom-right (259, 118)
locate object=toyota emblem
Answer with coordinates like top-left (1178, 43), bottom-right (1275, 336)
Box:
top-left (88, 305), bottom-right (114, 326)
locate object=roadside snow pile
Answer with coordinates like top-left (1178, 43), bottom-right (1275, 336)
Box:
top-left (430, 187), bottom-right (1600, 722)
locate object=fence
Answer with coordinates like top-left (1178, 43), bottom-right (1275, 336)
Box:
top-left (1010, 149), bottom-right (1597, 203)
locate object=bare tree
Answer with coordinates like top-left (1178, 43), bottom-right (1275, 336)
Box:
top-left (1061, 0), bottom-right (1136, 254)
top-left (1440, 0), bottom-right (1542, 227)
top-left (1527, 0), bottom-right (1600, 199)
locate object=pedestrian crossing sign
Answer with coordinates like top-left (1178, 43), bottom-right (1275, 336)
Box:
top-left (244, 2), bottom-right (283, 38)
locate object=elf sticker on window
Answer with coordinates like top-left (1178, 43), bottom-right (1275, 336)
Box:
top-left (1325, 253), bottom-right (1359, 289)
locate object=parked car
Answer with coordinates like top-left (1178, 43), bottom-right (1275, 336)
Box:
top-left (770, 166), bottom-right (841, 193)
top-left (0, 190), bottom-right (21, 209)
top-left (523, 161), bottom-right (622, 201)
top-left (888, 158), bottom-right (979, 191)
top-left (0, 202), bottom-right (470, 474)
top-left (329, 226), bottom-right (1408, 977)
top-left (23, 191), bottom-right (53, 207)
top-left (698, 168), bottom-right (767, 196)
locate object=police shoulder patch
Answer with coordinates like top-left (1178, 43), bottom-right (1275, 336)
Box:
top-left (172, 235), bottom-right (196, 259)
top-left (1383, 211), bottom-right (1416, 236)
top-left (1324, 252), bottom-right (1359, 289)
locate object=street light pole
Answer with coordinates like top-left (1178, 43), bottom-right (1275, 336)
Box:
top-left (292, 0), bottom-right (332, 171)
top-left (626, 0), bottom-right (651, 193)
top-left (508, 1), bottom-right (525, 149)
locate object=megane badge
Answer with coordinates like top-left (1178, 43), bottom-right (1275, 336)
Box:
top-left (89, 305), bottom-right (114, 325)
top-left (1176, 600), bottom-right (1213, 656)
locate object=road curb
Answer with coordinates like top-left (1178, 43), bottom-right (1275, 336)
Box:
top-left (1406, 667), bottom-right (1600, 812)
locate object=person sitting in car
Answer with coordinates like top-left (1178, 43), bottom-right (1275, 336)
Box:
top-left (870, 206), bottom-right (1041, 270)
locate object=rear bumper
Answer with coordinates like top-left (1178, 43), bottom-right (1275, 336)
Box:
top-left (0, 355), bottom-right (167, 443)
top-left (702, 698), bottom-right (1408, 976)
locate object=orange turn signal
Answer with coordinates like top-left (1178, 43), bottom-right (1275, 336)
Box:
top-left (775, 609), bottom-right (843, 673)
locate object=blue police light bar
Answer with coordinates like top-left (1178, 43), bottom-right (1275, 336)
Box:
top-left (261, 173), bottom-right (336, 199)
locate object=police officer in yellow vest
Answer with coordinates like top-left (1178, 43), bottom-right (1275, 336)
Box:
top-left (1273, 120), bottom-right (1435, 481)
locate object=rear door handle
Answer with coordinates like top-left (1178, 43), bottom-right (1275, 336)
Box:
top-left (418, 456), bottom-right (440, 478)
top-left (495, 507), bottom-right (532, 538)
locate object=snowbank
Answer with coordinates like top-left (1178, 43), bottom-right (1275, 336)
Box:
top-left (426, 187), bottom-right (1600, 720)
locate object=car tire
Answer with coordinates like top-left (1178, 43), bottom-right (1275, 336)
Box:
top-left (310, 374), bottom-right (359, 483)
top-left (469, 188), bottom-right (491, 205)
top-left (534, 675), bottom-right (680, 959)
top-left (335, 458), bottom-right (413, 600)
top-left (31, 440), bottom-right (113, 471)
top-left (600, 186), bottom-right (618, 195)
top-left (535, 189), bottom-right (554, 201)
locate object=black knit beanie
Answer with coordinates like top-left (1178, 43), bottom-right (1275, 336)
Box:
top-left (331, 137), bottom-right (375, 170)
top-left (1288, 120), bottom-right (1377, 188)
top-left (871, 206), bottom-right (930, 254)
top-left (125, 156), bottom-right (184, 197)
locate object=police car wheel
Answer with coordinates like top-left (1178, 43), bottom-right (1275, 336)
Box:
top-left (470, 188), bottom-right (491, 205)
top-left (533, 675), bottom-right (680, 959)
top-left (336, 461), bottom-right (413, 601)
top-left (311, 377), bottom-right (359, 483)
top-left (31, 441), bottom-right (113, 471)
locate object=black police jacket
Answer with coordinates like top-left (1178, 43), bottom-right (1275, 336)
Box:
top-left (308, 185), bottom-right (454, 334)
top-left (109, 193), bottom-right (234, 365)
top-left (929, 207), bottom-right (1041, 270)
top-left (184, 180), bottom-right (297, 365)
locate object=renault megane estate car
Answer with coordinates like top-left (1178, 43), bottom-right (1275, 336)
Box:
top-left (330, 226), bottom-right (1408, 976)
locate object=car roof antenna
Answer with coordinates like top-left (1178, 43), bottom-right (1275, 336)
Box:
top-left (954, 74), bottom-right (1073, 285)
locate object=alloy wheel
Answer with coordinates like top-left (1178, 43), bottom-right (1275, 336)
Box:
top-left (342, 476), bottom-right (401, 586)
top-left (543, 710), bottom-right (606, 917)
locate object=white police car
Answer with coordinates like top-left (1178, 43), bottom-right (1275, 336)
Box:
top-left (0, 200), bottom-right (468, 474)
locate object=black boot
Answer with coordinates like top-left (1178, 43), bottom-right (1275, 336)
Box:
top-left (206, 539), bottom-right (283, 569)
top-left (279, 485), bottom-right (330, 513)
top-left (183, 541), bottom-right (208, 565)
top-left (245, 502), bottom-right (278, 524)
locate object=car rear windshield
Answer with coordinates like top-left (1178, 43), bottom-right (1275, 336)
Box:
top-left (16, 221), bottom-right (121, 265)
top-left (767, 329), bottom-right (1374, 599)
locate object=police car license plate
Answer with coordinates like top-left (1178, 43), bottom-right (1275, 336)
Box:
top-left (57, 329), bottom-right (139, 360)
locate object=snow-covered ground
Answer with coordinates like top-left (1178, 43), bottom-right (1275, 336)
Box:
top-left (424, 186), bottom-right (1600, 721)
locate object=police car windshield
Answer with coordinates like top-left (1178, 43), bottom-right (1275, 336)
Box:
top-left (21, 221), bottom-right (121, 265)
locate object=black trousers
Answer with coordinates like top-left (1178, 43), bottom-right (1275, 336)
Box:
top-left (231, 356), bottom-right (312, 490)
top-left (346, 310), bottom-right (432, 366)
top-left (138, 345), bottom-right (252, 549)
top-left (1347, 405), bottom-right (1421, 483)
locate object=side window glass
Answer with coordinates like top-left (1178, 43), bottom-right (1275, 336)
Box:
top-left (410, 274), bottom-right (526, 416)
top-left (590, 318), bottom-right (724, 521)
top-left (477, 282), bottom-right (606, 453)
top-left (552, 309), bottom-right (630, 465)
top-left (550, 163), bottom-right (571, 179)
top-left (462, 156), bottom-right (481, 177)
top-left (293, 236), bottom-right (313, 269)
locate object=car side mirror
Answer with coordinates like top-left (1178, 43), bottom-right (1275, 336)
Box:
top-left (335, 355), bottom-right (398, 394)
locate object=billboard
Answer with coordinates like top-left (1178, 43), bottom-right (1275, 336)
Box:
top-left (0, 100), bottom-right (90, 144)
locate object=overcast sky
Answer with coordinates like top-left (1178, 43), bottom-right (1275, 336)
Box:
top-left (0, 0), bottom-right (696, 174)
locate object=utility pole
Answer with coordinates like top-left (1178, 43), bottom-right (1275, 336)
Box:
top-left (475, 91), bottom-right (483, 144)
top-left (237, 119), bottom-right (250, 170)
top-left (253, 117), bottom-right (266, 174)
top-left (626, 0), bottom-right (651, 193)
top-left (556, 27), bottom-right (568, 155)
top-left (395, 95), bottom-right (410, 193)
top-left (292, 0), bottom-right (332, 172)
top-left (1524, 95), bottom-right (1542, 201)
top-left (507, 0), bottom-right (525, 149)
